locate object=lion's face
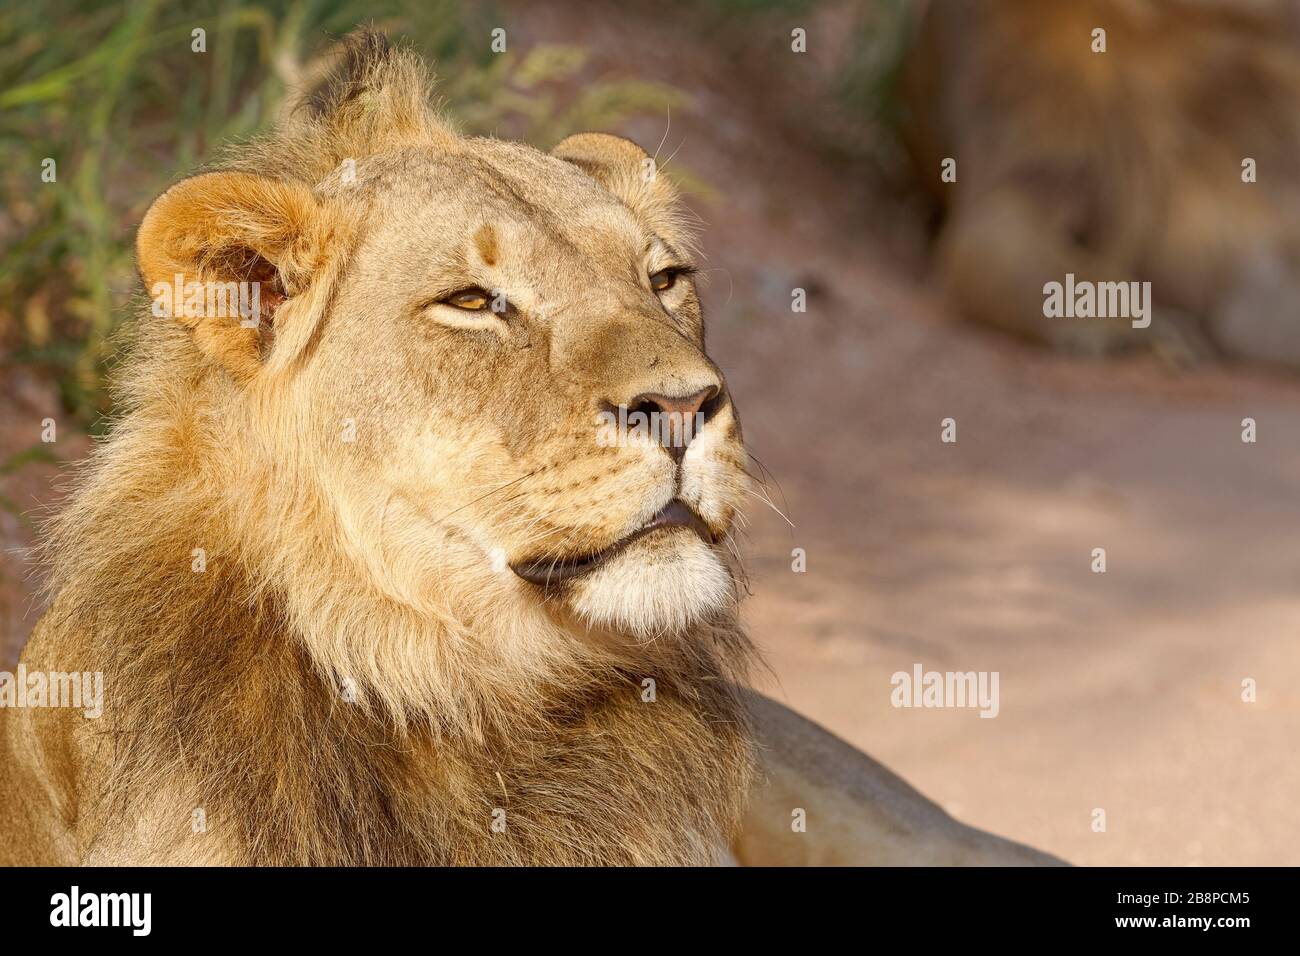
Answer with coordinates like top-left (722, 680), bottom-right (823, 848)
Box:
top-left (280, 138), bottom-right (747, 639)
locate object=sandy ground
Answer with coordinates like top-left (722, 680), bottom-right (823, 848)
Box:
top-left (3, 1), bottom-right (1298, 866)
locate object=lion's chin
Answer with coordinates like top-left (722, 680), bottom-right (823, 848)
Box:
top-left (565, 530), bottom-right (735, 637)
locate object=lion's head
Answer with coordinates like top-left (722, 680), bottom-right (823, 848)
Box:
top-left (110, 34), bottom-right (752, 734)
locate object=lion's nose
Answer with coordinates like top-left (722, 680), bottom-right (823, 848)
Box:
top-left (624, 385), bottom-right (726, 463)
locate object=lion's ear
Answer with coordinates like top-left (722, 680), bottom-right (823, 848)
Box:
top-left (260, 31), bottom-right (456, 185)
top-left (136, 171), bottom-right (330, 381)
top-left (551, 133), bottom-right (685, 233)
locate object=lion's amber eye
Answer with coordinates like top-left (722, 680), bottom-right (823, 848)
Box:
top-left (650, 269), bottom-right (679, 293)
top-left (445, 289), bottom-right (490, 310)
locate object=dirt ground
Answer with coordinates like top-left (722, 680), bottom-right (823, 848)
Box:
top-left (3, 1), bottom-right (1298, 866)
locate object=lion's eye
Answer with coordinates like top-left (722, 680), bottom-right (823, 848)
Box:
top-left (445, 289), bottom-right (490, 310)
top-left (650, 268), bottom-right (680, 293)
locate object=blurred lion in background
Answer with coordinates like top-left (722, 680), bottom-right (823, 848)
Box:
top-left (901, 0), bottom-right (1300, 370)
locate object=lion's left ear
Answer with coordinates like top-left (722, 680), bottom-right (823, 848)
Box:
top-left (551, 133), bottom-right (687, 236)
top-left (137, 171), bottom-right (339, 381)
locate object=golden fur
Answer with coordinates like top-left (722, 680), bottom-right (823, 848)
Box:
top-left (4, 31), bottom-right (751, 866)
top-left (1, 32), bottom-right (1060, 866)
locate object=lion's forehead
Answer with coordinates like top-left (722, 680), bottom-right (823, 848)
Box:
top-left (323, 139), bottom-right (692, 322)
top-left (364, 143), bottom-right (639, 235)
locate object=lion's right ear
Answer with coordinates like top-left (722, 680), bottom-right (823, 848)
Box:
top-left (137, 171), bottom-right (334, 381)
top-left (552, 133), bottom-right (677, 217)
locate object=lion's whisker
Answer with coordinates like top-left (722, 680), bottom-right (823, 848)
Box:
top-left (743, 487), bottom-right (795, 529)
top-left (433, 469), bottom-right (541, 525)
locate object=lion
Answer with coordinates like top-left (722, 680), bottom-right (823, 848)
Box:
top-left (900, 0), bottom-right (1300, 369)
top-left (0, 33), bottom-right (1057, 866)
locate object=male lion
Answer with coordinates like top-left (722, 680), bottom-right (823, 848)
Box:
top-left (0, 33), bottom-right (1055, 866)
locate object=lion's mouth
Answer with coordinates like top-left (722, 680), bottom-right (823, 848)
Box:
top-left (510, 499), bottom-right (714, 587)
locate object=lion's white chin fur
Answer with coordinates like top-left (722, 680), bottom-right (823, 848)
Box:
top-left (566, 530), bottom-right (736, 637)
